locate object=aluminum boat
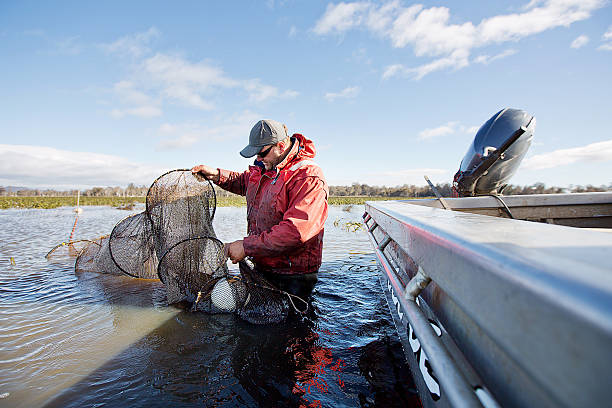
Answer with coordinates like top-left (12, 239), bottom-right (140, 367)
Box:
top-left (363, 108), bottom-right (612, 407)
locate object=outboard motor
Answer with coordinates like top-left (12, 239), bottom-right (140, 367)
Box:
top-left (453, 108), bottom-right (535, 197)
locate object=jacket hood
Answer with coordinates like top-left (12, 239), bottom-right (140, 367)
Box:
top-left (275, 133), bottom-right (316, 170)
top-left (293, 133), bottom-right (316, 160)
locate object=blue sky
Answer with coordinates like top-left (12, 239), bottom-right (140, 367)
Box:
top-left (0, 0), bottom-right (611, 189)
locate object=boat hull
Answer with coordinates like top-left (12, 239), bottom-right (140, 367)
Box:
top-left (364, 194), bottom-right (612, 407)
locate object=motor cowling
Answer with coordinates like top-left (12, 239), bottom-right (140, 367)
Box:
top-left (453, 108), bottom-right (535, 197)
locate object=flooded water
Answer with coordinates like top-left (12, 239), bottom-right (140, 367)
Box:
top-left (0, 205), bottom-right (418, 407)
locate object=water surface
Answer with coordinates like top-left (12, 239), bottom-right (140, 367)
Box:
top-left (0, 205), bottom-right (417, 407)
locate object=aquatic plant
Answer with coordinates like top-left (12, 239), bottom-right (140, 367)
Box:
top-left (0, 195), bottom-right (412, 209)
top-left (333, 219), bottom-right (364, 232)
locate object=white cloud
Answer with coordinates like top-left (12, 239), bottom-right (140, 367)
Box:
top-left (349, 47), bottom-right (372, 64)
top-left (156, 134), bottom-right (199, 150)
top-left (22, 30), bottom-right (82, 55)
top-left (103, 30), bottom-right (300, 115)
top-left (522, 139), bottom-right (612, 170)
top-left (155, 111), bottom-right (261, 151)
top-left (570, 34), bottom-right (589, 48)
top-left (141, 53), bottom-right (234, 110)
top-left (418, 121), bottom-right (477, 140)
top-left (313, 2), bottom-right (371, 35)
top-left (324, 86), bottom-right (361, 101)
top-left (389, 5), bottom-right (476, 56)
top-left (53, 36), bottom-right (82, 55)
top-left (111, 106), bottom-right (162, 118)
top-left (466, 125), bottom-right (480, 135)
top-left (113, 81), bottom-right (155, 106)
top-left (136, 53), bottom-right (298, 110)
top-left (143, 53), bottom-right (237, 89)
top-left (382, 63), bottom-right (407, 79)
top-left (313, 0), bottom-right (605, 79)
top-left (0, 144), bottom-right (168, 188)
top-left (476, 1), bottom-right (601, 44)
top-left (521, 0), bottom-right (546, 11)
top-left (101, 27), bottom-right (160, 58)
top-left (474, 49), bottom-right (518, 65)
top-left (266, 0), bottom-right (288, 9)
top-left (365, 0), bottom-right (402, 33)
top-left (598, 26), bottom-right (612, 50)
top-left (409, 49), bottom-right (470, 80)
top-left (159, 123), bottom-right (177, 133)
top-left (243, 79), bottom-right (299, 103)
top-left (289, 26), bottom-right (298, 37)
top-left (419, 122), bottom-right (458, 140)
top-left (111, 81), bottom-right (162, 118)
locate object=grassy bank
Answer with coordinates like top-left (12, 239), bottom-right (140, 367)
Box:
top-left (0, 195), bottom-right (411, 209)
top-left (0, 196), bottom-right (144, 209)
top-left (328, 196), bottom-right (409, 205)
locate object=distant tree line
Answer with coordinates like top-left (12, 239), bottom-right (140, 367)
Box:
top-left (0, 182), bottom-right (610, 198)
top-left (328, 182), bottom-right (611, 197)
top-left (0, 183), bottom-right (149, 197)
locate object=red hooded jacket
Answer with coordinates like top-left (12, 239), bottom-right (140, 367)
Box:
top-left (216, 134), bottom-right (328, 275)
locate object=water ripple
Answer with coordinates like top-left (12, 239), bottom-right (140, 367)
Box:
top-left (0, 205), bottom-right (413, 408)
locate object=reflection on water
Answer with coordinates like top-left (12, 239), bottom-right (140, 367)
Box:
top-left (0, 205), bottom-right (416, 407)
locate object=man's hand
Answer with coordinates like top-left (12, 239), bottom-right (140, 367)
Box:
top-left (191, 165), bottom-right (220, 183)
top-left (225, 240), bottom-right (246, 264)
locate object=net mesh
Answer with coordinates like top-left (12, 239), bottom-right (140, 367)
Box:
top-left (234, 260), bottom-right (290, 324)
top-left (157, 236), bottom-right (228, 305)
top-left (109, 212), bottom-right (158, 279)
top-left (74, 236), bottom-right (123, 275)
top-left (146, 169), bottom-right (217, 257)
top-left (49, 168), bottom-right (302, 324)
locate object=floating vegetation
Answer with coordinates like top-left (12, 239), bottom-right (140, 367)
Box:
top-left (333, 219), bottom-right (364, 232)
top-left (116, 203), bottom-right (135, 211)
top-left (328, 196), bottom-right (410, 205)
top-left (0, 196), bottom-right (245, 209)
top-left (0, 195), bottom-right (411, 209)
top-left (0, 196), bottom-right (144, 209)
top-left (342, 204), bottom-right (354, 212)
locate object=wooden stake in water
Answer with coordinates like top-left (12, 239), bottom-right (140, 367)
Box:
top-left (69, 190), bottom-right (81, 242)
top-left (74, 190), bottom-right (83, 214)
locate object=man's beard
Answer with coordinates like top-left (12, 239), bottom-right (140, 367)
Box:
top-left (264, 155), bottom-right (282, 171)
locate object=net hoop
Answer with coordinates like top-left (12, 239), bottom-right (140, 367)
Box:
top-left (145, 168), bottom-right (217, 227)
top-left (45, 239), bottom-right (96, 259)
top-left (108, 212), bottom-right (157, 279)
top-left (156, 235), bottom-right (226, 284)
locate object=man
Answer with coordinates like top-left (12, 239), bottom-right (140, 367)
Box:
top-left (192, 119), bottom-right (328, 298)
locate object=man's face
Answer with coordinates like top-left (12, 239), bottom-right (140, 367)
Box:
top-left (256, 143), bottom-right (281, 170)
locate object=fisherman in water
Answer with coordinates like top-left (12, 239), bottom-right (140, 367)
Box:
top-left (192, 119), bottom-right (328, 299)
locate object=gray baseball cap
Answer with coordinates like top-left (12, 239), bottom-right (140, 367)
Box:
top-left (240, 119), bottom-right (288, 158)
